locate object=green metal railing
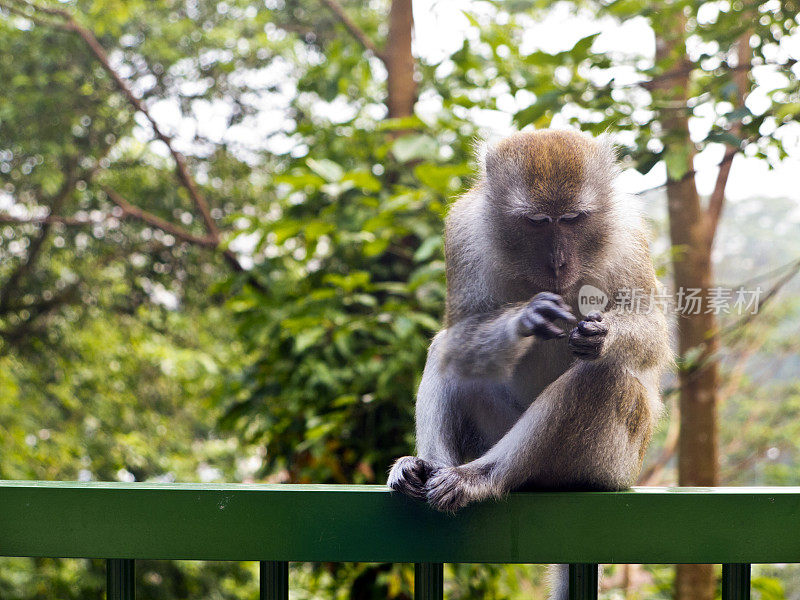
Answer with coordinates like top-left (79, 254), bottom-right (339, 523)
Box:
top-left (2, 482), bottom-right (799, 599)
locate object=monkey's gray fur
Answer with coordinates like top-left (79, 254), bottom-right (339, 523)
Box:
top-left (387, 129), bottom-right (672, 598)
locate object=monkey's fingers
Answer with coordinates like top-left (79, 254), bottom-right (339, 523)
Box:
top-left (533, 291), bottom-right (572, 311)
top-left (518, 312), bottom-right (565, 339)
top-left (535, 301), bottom-right (576, 323)
top-left (585, 311), bottom-right (604, 322)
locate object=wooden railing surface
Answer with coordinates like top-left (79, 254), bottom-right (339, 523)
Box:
top-left (3, 481), bottom-right (800, 599)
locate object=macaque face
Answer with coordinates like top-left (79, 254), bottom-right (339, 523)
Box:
top-left (483, 130), bottom-right (613, 293)
top-left (515, 209), bottom-right (600, 292)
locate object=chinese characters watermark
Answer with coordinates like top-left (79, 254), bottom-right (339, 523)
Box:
top-left (577, 284), bottom-right (763, 316)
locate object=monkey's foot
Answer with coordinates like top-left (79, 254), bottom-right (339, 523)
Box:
top-left (425, 465), bottom-right (495, 513)
top-left (388, 456), bottom-right (435, 501)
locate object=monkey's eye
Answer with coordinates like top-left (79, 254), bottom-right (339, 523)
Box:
top-left (558, 212), bottom-right (584, 223)
top-left (526, 214), bottom-right (552, 225)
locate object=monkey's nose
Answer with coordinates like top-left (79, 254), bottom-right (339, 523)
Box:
top-left (549, 252), bottom-right (566, 276)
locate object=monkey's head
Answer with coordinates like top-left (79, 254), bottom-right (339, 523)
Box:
top-left (481, 129), bottom-right (620, 294)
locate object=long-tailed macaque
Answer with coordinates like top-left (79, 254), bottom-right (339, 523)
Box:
top-left (388, 129), bottom-right (671, 595)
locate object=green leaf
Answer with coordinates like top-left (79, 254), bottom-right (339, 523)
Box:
top-left (306, 158), bottom-right (344, 182)
top-left (705, 130), bottom-right (743, 147)
top-left (332, 394), bottom-right (358, 408)
top-left (342, 169), bottom-right (381, 192)
top-left (664, 146), bottom-right (690, 181)
top-left (391, 315), bottom-right (415, 338)
top-left (513, 90), bottom-right (562, 128)
top-left (377, 115), bottom-right (424, 131)
top-left (461, 10), bottom-right (480, 28)
top-left (392, 134), bottom-right (438, 163)
top-left (294, 327), bottom-right (326, 353)
top-left (570, 32), bottom-right (600, 57)
top-left (752, 576), bottom-right (785, 600)
top-left (408, 312), bottom-right (440, 331)
top-left (408, 261), bottom-right (446, 290)
top-left (413, 236), bottom-right (442, 263)
top-left (776, 102), bottom-right (800, 121)
top-left (363, 237), bottom-right (390, 257)
top-left (414, 163), bottom-right (471, 193)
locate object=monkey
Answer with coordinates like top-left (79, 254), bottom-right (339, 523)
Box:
top-left (387, 129), bottom-right (671, 597)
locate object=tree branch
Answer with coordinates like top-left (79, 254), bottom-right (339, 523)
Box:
top-left (9, 0), bottom-right (222, 243)
top-left (104, 187), bottom-right (217, 247)
top-left (704, 147), bottom-right (736, 248)
top-left (0, 212), bottom-right (100, 226)
top-left (0, 0), bottom-right (61, 27)
top-left (635, 62), bottom-right (762, 91)
top-left (105, 189), bottom-right (256, 282)
top-left (319, 0), bottom-right (383, 59)
top-left (8, 0), bottom-right (266, 291)
top-left (704, 32), bottom-right (751, 252)
top-left (717, 256), bottom-right (800, 340)
top-left (0, 168), bottom-right (77, 314)
top-left (1, 197), bottom-right (224, 249)
top-left (0, 281), bottom-right (80, 336)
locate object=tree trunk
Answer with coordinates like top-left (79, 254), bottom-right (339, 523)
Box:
top-left (384, 0), bottom-right (416, 118)
top-left (652, 18), bottom-right (719, 600)
top-left (668, 176), bottom-right (719, 600)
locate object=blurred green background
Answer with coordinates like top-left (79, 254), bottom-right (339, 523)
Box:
top-left (1, 0), bottom-right (799, 597)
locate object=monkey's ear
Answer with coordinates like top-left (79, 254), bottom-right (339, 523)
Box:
top-left (472, 133), bottom-right (503, 177)
top-left (596, 131), bottom-right (619, 162)
top-left (595, 131), bottom-right (622, 176)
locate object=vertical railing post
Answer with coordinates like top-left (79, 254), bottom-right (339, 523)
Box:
top-left (722, 563), bottom-right (751, 600)
top-left (415, 562), bottom-right (443, 600)
top-left (260, 561), bottom-right (289, 600)
top-left (106, 559), bottom-right (135, 600)
top-left (568, 563), bottom-right (598, 600)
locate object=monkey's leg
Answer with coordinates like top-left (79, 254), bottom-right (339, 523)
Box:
top-left (389, 293), bottom-right (574, 500)
top-left (424, 359), bottom-right (654, 511)
top-left (388, 332), bottom-right (522, 500)
top-left (388, 333), bottom-right (459, 499)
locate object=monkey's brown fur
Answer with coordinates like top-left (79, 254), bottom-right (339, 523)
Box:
top-left (491, 130), bottom-right (592, 203)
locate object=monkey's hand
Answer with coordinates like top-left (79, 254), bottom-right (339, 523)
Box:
top-left (516, 292), bottom-right (575, 340)
top-left (425, 464), bottom-right (496, 512)
top-left (568, 311), bottom-right (609, 360)
top-left (388, 456), bottom-right (437, 501)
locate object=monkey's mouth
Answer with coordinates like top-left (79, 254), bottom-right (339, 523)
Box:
top-left (551, 270), bottom-right (580, 294)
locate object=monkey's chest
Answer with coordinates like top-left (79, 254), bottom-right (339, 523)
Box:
top-left (464, 340), bottom-right (576, 452)
top-left (510, 338), bottom-right (575, 407)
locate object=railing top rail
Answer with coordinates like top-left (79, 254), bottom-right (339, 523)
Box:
top-left (2, 481), bottom-right (800, 564)
top-left (6, 481), bottom-right (800, 493)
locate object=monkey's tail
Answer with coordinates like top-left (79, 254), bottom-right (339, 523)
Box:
top-left (546, 564), bottom-right (601, 600)
top-left (547, 564), bottom-right (569, 600)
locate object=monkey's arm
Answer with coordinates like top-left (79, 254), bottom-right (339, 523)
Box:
top-left (441, 292), bottom-right (574, 380)
top-left (424, 306), bottom-right (670, 512)
top-left (605, 307), bottom-right (670, 368)
top-left (568, 304), bottom-right (670, 370)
